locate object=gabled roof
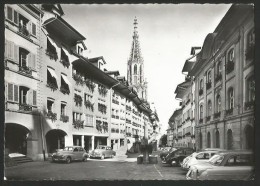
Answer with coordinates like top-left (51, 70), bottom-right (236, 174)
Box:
top-left (88, 56), bottom-right (107, 64)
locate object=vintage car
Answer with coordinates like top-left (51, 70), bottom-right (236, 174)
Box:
top-left (51, 146), bottom-right (89, 163)
top-left (162, 147), bottom-right (194, 166)
top-left (182, 150), bottom-right (222, 171)
top-left (89, 145), bottom-right (116, 159)
top-left (181, 152), bottom-right (198, 169)
top-left (186, 150), bottom-right (254, 180)
top-left (159, 147), bottom-right (177, 160)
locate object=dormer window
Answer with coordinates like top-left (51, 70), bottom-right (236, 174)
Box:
top-left (78, 46), bottom-right (83, 55)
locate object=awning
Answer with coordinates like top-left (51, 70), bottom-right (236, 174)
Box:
top-left (47, 67), bottom-right (58, 79)
top-left (47, 36), bottom-right (58, 49)
top-left (61, 74), bottom-right (71, 86)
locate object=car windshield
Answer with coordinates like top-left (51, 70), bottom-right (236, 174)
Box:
top-left (63, 147), bottom-right (74, 151)
top-left (208, 154), bottom-right (224, 165)
top-left (96, 146), bottom-right (106, 150)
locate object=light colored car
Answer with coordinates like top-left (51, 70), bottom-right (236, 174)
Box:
top-left (51, 146), bottom-right (89, 163)
top-left (181, 152), bottom-right (198, 169)
top-left (89, 145), bottom-right (116, 159)
top-left (182, 150), bottom-right (220, 171)
top-left (186, 150), bottom-right (253, 180)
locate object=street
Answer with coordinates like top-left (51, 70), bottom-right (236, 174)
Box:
top-left (5, 155), bottom-right (187, 180)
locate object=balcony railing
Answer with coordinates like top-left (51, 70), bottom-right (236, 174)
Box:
top-left (19, 66), bottom-right (32, 75)
top-left (19, 25), bottom-right (30, 37)
top-left (214, 112), bottom-right (221, 119)
top-left (244, 101), bottom-right (254, 110)
top-left (225, 108), bottom-right (233, 116)
top-left (19, 103), bottom-right (32, 111)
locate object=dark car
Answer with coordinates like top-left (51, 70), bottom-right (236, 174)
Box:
top-left (159, 147), bottom-right (177, 160)
top-left (162, 147), bottom-right (195, 166)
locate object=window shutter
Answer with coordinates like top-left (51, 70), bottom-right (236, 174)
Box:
top-left (32, 22), bottom-right (36, 36)
top-left (27, 53), bottom-right (32, 68)
top-left (13, 85), bottom-right (19, 103)
top-left (5, 39), bottom-right (8, 58)
top-left (7, 6), bottom-right (13, 21)
top-left (7, 83), bottom-right (14, 101)
top-left (33, 90), bottom-right (37, 106)
top-left (13, 10), bottom-right (18, 25)
top-left (13, 44), bottom-right (19, 64)
top-left (31, 53), bottom-right (36, 69)
top-left (27, 90), bottom-right (32, 105)
top-left (26, 21), bottom-right (32, 35)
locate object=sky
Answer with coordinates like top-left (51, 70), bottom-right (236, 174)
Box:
top-left (62, 4), bottom-right (232, 134)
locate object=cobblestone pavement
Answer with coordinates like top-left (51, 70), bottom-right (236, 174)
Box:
top-left (5, 156), bottom-right (187, 180)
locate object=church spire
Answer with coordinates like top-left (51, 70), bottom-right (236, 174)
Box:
top-left (127, 17), bottom-right (148, 101)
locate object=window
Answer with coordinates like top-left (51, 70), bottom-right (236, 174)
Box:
top-left (60, 74), bottom-right (70, 94)
top-left (47, 99), bottom-right (54, 113)
top-left (47, 67), bottom-right (58, 90)
top-left (19, 86), bottom-right (29, 104)
top-left (228, 48), bottom-right (234, 62)
top-left (228, 88), bottom-right (234, 109)
top-left (85, 114), bottom-right (94, 127)
top-left (6, 6), bottom-right (19, 25)
top-left (73, 112), bottom-right (82, 122)
top-left (216, 95), bottom-right (221, 113)
top-left (78, 46), bottom-right (83, 55)
top-left (208, 100), bottom-right (212, 116)
top-left (134, 64), bottom-right (137, 75)
top-left (200, 104), bottom-right (203, 119)
top-left (200, 79), bottom-right (203, 89)
top-left (20, 49), bottom-right (28, 67)
top-left (226, 155), bottom-right (253, 166)
top-left (31, 23), bottom-right (36, 36)
top-left (217, 61), bottom-right (222, 75)
top-left (61, 103), bottom-right (66, 115)
top-left (207, 70), bottom-right (211, 83)
top-left (247, 76), bottom-right (255, 102)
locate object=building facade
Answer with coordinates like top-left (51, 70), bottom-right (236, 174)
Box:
top-left (187, 5), bottom-right (254, 150)
top-left (4, 4), bottom-right (156, 160)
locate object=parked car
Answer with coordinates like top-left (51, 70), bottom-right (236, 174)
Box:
top-left (89, 145), bottom-right (116, 159)
top-left (51, 146), bottom-right (89, 163)
top-left (159, 147), bottom-right (177, 160)
top-left (181, 152), bottom-right (198, 169)
top-left (182, 150), bottom-right (221, 171)
top-left (162, 147), bottom-right (195, 166)
top-left (186, 150), bottom-right (254, 180)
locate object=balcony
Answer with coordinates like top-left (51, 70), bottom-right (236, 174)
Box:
top-left (214, 112), bottom-right (221, 119)
top-left (85, 78), bottom-right (96, 93)
top-left (60, 115), bottom-right (69, 123)
top-left (19, 103), bottom-right (32, 112)
top-left (73, 120), bottom-right (84, 129)
top-left (215, 74), bottom-right (222, 83)
top-left (226, 61), bottom-right (234, 74)
top-left (84, 100), bottom-right (94, 111)
top-left (206, 82), bottom-right (212, 90)
top-left (46, 111), bottom-right (57, 122)
top-left (225, 108), bottom-right (233, 116)
top-left (199, 89), bottom-right (203, 96)
top-left (244, 101), bottom-right (254, 110)
top-left (19, 25), bottom-right (30, 37)
top-left (19, 66), bottom-right (32, 76)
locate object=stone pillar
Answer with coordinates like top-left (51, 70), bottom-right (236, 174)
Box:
top-left (91, 136), bottom-right (95, 150)
top-left (81, 135), bottom-right (84, 148)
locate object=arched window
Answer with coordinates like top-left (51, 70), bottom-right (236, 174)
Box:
top-left (207, 132), bottom-right (211, 148)
top-left (208, 100), bottom-right (212, 116)
top-left (228, 48), bottom-right (234, 62)
top-left (247, 76), bottom-right (255, 102)
top-left (207, 70), bottom-right (211, 83)
top-left (216, 94), bottom-right (221, 113)
top-left (228, 88), bottom-right (234, 110)
top-left (200, 79), bottom-right (203, 90)
top-left (227, 129), bottom-right (233, 150)
top-left (134, 64), bottom-right (137, 75)
top-left (200, 104), bottom-right (203, 119)
top-left (215, 130), bottom-right (220, 148)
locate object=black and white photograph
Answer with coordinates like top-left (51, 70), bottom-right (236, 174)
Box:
top-left (3, 3), bottom-right (255, 182)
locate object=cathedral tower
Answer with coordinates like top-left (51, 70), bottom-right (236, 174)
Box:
top-left (127, 17), bottom-right (148, 101)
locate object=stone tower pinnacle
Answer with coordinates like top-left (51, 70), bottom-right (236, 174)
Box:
top-left (127, 17), bottom-right (148, 101)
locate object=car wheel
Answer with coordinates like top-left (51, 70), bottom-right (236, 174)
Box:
top-left (66, 157), bottom-right (71, 164)
top-left (82, 156), bottom-right (87, 162)
top-left (101, 155), bottom-right (104, 160)
top-left (111, 154), bottom-right (114, 158)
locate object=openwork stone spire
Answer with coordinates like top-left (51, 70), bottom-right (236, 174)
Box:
top-left (127, 17), bottom-right (147, 101)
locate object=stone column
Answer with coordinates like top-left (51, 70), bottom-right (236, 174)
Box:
top-left (91, 136), bottom-right (95, 150)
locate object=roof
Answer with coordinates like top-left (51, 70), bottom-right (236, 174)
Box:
top-left (169, 109), bottom-right (182, 122)
top-left (88, 56), bottom-right (107, 64)
top-left (105, 71), bottom-right (120, 76)
top-left (174, 80), bottom-right (191, 99)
